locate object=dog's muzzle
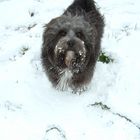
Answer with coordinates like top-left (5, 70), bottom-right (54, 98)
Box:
top-left (54, 38), bottom-right (86, 73)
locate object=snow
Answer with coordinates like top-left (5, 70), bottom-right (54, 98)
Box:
top-left (0, 0), bottom-right (140, 140)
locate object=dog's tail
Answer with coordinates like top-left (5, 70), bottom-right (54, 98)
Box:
top-left (66, 0), bottom-right (96, 13)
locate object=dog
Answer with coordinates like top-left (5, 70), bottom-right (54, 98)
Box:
top-left (41, 0), bottom-right (104, 93)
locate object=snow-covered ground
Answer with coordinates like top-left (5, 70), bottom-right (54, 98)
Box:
top-left (0, 0), bottom-right (140, 139)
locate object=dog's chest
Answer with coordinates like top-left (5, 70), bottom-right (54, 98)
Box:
top-left (57, 69), bottom-right (73, 91)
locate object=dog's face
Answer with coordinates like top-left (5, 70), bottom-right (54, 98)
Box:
top-left (43, 14), bottom-right (96, 74)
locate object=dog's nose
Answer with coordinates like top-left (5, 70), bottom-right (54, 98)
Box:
top-left (67, 40), bottom-right (75, 47)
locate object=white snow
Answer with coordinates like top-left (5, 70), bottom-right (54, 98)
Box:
top-left (0, 0), bottom-right (140, 140)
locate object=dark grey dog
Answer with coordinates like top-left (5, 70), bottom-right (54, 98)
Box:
top-left (41, 0), bottom-right (104, 93)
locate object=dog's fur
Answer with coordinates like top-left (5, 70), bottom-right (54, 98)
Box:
top-left (41, 0), bottom-right (104, 92)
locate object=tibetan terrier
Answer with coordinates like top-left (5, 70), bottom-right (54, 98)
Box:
top-left (41, 0), bottom-right (104, 93)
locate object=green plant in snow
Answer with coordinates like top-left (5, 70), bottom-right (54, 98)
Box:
top-left (99, 51), bottom-right (114, 64)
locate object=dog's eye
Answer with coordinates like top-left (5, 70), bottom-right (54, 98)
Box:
top-left (76, 31), bottom-right (84, 39)
top-left (59, 30), bottom-right (67, 36)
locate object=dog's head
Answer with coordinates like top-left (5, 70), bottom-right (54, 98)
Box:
top-left (43, 14), bottom-right (97, 74)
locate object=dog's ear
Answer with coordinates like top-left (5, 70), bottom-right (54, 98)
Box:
top-left (87, 10), bottom-right (104, 38)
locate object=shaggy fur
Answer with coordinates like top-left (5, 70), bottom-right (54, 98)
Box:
top-left (41, 0), bottom-right (104, 93)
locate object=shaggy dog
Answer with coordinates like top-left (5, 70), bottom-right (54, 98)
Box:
top-left (41, 0), bottom-right (104, 93)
